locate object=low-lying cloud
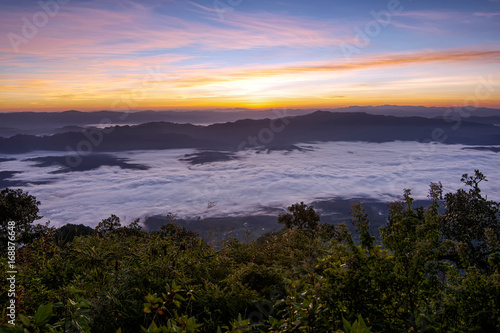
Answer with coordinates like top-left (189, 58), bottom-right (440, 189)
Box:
top-left (1, 141), bottom-right (499, 227)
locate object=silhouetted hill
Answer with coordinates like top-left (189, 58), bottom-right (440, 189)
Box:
top-left (1, 111), bottom-right (499, 154)
top-left (337, 105), bottom-right (500, 118)
top-left (467, 116), bottom-right (500, 125)
top-left (2, 106), bottom-right (499, 137)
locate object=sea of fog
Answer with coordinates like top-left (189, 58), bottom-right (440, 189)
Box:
top-left (1, 141), bottom-right (499, 227)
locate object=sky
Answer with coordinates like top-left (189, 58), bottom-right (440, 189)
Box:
top-left (0, 0), bottom-right (499, 112)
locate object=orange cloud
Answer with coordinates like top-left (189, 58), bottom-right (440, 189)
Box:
top-left (1, 2), bottom-right (499, 111)
top-left (162, 49), bottom-right (500, 89)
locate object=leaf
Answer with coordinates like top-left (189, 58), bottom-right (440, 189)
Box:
top-left (18, 313), bottom-right (32, 327)
top-left (357, 314), bottom-right (367, 328)
top-left (33, 303), bottom-right (53, 327)
top-left (0, 324), bottom-right (24, 333)
top-left (52, 302), bottom-right (64, 308)
top-left (342, 315), bottom-right (352, 332)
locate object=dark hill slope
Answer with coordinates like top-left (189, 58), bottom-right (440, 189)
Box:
top-left (1, 111), bottom-right (499, 154)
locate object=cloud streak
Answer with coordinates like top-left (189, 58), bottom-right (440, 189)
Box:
top-left (1, 1), bottom-right (499, 110)
top-left (169, 49), bottom-right (500, 86)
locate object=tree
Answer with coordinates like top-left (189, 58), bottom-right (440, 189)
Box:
top-left (379, 187), bottom-right (445, 331)
top-left (278, 202), bottom-right (320, 235)
top-left (351, 203), bottom-right (375, 251)
top-left (440, 170), bottom-right (500, 271)
top-left (97, 214), bottom-right (121, 237)
top-left (54, 223), bottom-right (94, 246)
top-left (0, 188), bottom-right (42, 246)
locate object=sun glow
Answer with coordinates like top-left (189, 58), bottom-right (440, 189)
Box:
top-left (1, 1), bottom-right (499, 111)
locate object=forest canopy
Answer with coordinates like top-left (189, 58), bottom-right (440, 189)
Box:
top-left (1, 170), bottom-right (499, 332)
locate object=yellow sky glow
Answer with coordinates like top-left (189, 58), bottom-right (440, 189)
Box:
top-left (1, 2), bottom-right (499, 111)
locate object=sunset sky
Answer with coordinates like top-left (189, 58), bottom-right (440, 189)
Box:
top-left (1, 0), bottom-right (499, 112)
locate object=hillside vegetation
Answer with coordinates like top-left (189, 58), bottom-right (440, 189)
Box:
top-left (1, 170), bottom-right (500, 332)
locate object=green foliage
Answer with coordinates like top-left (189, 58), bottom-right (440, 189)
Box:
top-left (278, 202), bottom-right (320, 235)
top-left (142, 282), bottom-right (202, 333)
top-left (97, 214), bottom-right (122, 237)
top-left (440, 170), bottom-right (500, 271)
top-left (157, 221), bottom-right (199, 249)
top-left (0, 303), bottom-right (54, 332)
top-left (342, 315), bottom-right (372, 333)
top-left (219, 314), bottom-right (252, 333)
top-left (0, 188), bottom-right (42, 247)
top-left (269, 275), bottom-right (336, 332)
top-left (351, 203), bottom-right (375, 251)
top-left (2, 170), bottom-right (500, 332)
top-left (54, 223), bottom-right (94, 247)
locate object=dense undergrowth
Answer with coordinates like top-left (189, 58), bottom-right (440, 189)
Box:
top-left (1, 170), bottom-right (500, 332)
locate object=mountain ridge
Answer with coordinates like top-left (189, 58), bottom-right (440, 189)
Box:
top-left (0, 111), bottom-right (499, 154)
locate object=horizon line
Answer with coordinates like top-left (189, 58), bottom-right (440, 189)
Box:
top-left (1, 104), bottom-right (500, 113)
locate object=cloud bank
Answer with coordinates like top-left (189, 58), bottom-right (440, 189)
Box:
top-left (1, 141), bottom-right (499, 227)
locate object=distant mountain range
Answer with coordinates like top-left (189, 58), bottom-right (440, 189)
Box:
top-left (1, 111), bottom-right (499, 154)
top-left (1, 106), bottom-right (500, 138)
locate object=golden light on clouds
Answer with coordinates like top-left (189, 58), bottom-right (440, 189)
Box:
top-left (1, 1), bottom-right (499, 111)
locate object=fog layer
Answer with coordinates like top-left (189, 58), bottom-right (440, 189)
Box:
top-left (1, 141), bottom-right (499, 227)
